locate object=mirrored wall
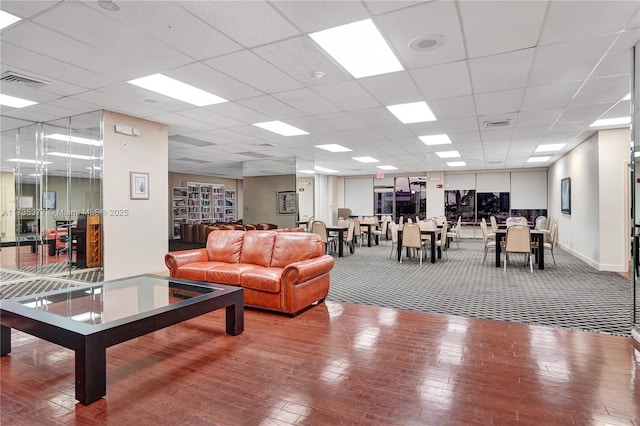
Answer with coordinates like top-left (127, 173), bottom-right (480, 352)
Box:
top-left (632, 43), bottom-right (639, 339)
top-left (0, 111), bottom-right (104, 280)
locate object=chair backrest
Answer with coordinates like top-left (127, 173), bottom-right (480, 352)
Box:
top-left (353, 218), bottom-right (362, 237)
top-left (549, 222), bottom-right (558, 248)
top-left (388, 222), bottom-right (398, 243)
top-left (345, 220), bottom-right (354, 241)
top-left (480, 220), bottom-right (490, 246)
top-left (534, 215), bottom-right (547, 230)
top-left (406, 217), bottom-right (413, 224)
top-left (506, 216), bottom-right (527, 228)
top-left (455, 216), bottom-right (462, 236)
top-left (311, 221), bottom-right (328, 243)
top-left (380, 220), bottom-right (389, 235)
top-left (337, 219), bottom-right (348, 228)
top-left (505, 225), bottom-right (531, 253)
top-left (402, 224), bottom-right (422, 248)
top-left (489, 216), bottom-right (498, 232)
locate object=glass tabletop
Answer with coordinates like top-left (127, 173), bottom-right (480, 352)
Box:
top-left (11, 275), bottom-right (223, 326)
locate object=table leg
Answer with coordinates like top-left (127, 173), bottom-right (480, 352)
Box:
top-left (1, 325), bottom-right (11, 356)
top-left (367, 226), bottom-right (372, 247)
top-left (495, 235), bottom-right (503, 267)
top-left (430, 234), bottom-right (436, 263)
top-left (537, 233), bottom-right (544, 270)
top-left (75, 339), bottom-right (106, 405)
top-left (338, 230), bottom-right (344, 257)
top-left (225, 299), bottom-right (244, 336)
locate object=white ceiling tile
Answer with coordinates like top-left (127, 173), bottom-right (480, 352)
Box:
top-left (274, 88), bottom-right (341, 115)
top-left (1, 0), bottom-right (59, 18)
top-left (592, 29), bottom-right (640, 78)
top-left (358, 72), bottom-right (422, 105)
top-left (348, 107), bottom-right (404, 128)
top-left (32, 2), bottom-right (192, 70)
top-left (521, 82), bottom-right (581, 111)
top-left (252, 36), bottom-right (351, 87)
top-left (205, 103), bottom-right (272, 125)
top-left (528, 35), bottom-right (617, 86)
top-left (475, 89), bottom-right (524, 116)
top-left (571, 75), bottom-right (631, 106)
top-left (205, 50), bottom-right (304, 94)
top-left (469, 48), bottom-right (535, 94)
top-left (165, 62), bottom-right (262, 102)
top-left (181, 1), bottom-right (300, 48)
top-left (441, 117), bottom-right (480, 134)
top-left (236, 96), bottom-right (306, 120)
top-left (555, 103), bottom-right (615, 125)
top-left (313, 81), bottom-right (380, 111)
top-left (459, 0), bottom-right (547, 58)
top-left (272, 1), bottom-right (369, 33)
top-left (147, 112), bottom-right (218, 132)
top-left (175, 108), bottom-right (244, 129)
top-left (365, 1), bottom-right (424, 16)
top-left (376, 2), bottom-right (466, 69)
top-left (427, 96), bottom-right (476, 120)
top-left (411, 61), bottom-right (472, 100)
top-left (511, 126), bottom-right (548, 139)
top-left (71, 90), bottom-right (166, 118)
top-left (516, 108), bottom-right (564, 128)
top-left (540, 1), bottom-right (640, 45)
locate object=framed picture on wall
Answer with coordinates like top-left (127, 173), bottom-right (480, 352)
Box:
top-left (561, 177), bottom-right (571, 214)
top-left (42, 191), bottom-right (56, 210)
top-left (130, 172), bottom-right (149, 200)
top-left (277, 190), bottom-right (296, 215)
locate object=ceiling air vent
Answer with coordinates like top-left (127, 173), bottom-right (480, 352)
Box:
top-left (483, 119), bottom-right (511, 128)
top-left (1, 71), bottom-right (50, 88)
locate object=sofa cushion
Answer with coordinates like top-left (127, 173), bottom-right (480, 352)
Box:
top-left (241, 268), bottom-right (284, 293)
top-left (175, 261), bottom-right (228, 281)
top-left (206, 230), bottom-right (244, 263)
top-left (239, 231), bottom-right (275, 267)
top-left (205, 263), bottom-right (262, 285)
top-left (271, 232), bottom-right (324, 268)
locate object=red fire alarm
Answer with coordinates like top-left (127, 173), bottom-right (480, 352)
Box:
top-left (436, 184), bottom-right (443, 189)
top-left (299, 187), bottom-right (305, 192)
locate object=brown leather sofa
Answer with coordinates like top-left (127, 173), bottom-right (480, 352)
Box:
top-left (165, 230), bottom-right (334, 315)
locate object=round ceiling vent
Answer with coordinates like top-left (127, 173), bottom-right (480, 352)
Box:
top-left (409, 34), bottom-right (446, 52)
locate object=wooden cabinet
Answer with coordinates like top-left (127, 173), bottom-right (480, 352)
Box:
top-left (86, 214), bottom-right (102, 268)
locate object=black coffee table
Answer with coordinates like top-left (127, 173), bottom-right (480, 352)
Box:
top-left (0, 274), bottom-right (243, 405)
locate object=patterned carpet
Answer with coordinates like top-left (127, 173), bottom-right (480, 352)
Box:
top-left (327, 238), bottom-right (632, 336)
top-left (0, 262), bottom-right (103, 300)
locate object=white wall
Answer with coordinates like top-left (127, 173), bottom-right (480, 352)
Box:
top-left (426, 171), bottom-right (444, 218)
top-left (549, 128), bottom-right (629, 271)
top-left (598, 129), bottom-right (630, 271)
top-left (102, 111), bottom-right (168, 280)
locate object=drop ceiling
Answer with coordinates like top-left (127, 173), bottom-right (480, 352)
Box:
top-left (1, 0), bottom-right (638, 179)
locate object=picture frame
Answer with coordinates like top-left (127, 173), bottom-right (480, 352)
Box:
top-left (42, 191), bottom-right (56, 210)
top-left (18, 196), bottom-right (33, 209)
top-left (130, 172), bottom-right (149, 200)
top-left (277, 190), bottom-right (296, 215)
top-left (561, 177), bottom-right (571, 214)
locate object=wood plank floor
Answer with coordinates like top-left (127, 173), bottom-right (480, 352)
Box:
top-left (1, 301), bottom-right (638, 425)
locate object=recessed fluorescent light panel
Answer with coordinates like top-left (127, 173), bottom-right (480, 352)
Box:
top-left (0, 10), bottom-right (21, 30)
top-left (315, 144), bottom-right (352, 152)
top-left (309, 19), bottom-right (403, 78)
top-left (46, 133), bottom-right (102, 146)
top-left (420, 134), bottom-right (452, 145)
top-left (315, 166), bottom-right (339, 173)
top-left (527, 156), bottom-right (551, 163)
top-left (447, 161), bottom-right (466, 167)
top-left (127, 73), bottom-right (227, 107)
top-left (622, 92), bottom-right (631, 101)
top-left (377, 165), bottom-right (398, 170)
top-left (0, 94), bottom-right (37, 108)
top-left (353, 156), bottom-right (379, 163)
top-left (48, 152), bottom-right (98, 160)
top-left (8, 158), bottom-right (52, 165)
top-left (387, 101), bottom-right (436, 124)
top-left (253, 121), bottom-right (309, 136)
top-left (535, 143), bottom-right (565, 152)
top-left (589, 117), bottom-right (631, 127)
top-left (435, 151), bottom-right (460, 158)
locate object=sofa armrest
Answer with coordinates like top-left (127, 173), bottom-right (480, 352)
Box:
top-left (282, 255), bottom-right (334, 285)
top-left (164, 249), bottom-right (208, 277)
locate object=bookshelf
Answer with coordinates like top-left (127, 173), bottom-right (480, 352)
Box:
top-left (171, 186), bottom-right (188, 239)
top-left (172, 182), bottom-right (226, 239)
top-left (225, 190), bottom-right (236, 222)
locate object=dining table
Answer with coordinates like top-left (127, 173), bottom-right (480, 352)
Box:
top-left (495, 228), bottom-right (545, 269)
top-left (397, 228), bottom-right (442, 264)
top-left (326, 225), bottom-right (349, 257)
top-left (360, 221), bottom-right (380, 247)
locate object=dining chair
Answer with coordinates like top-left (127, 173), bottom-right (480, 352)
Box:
top-left (447, 216), bottom-right (462, 249)
top-left (506, 216), bottom-right (528, 228)
top-left (482, 218), bottom-right (495, 240)
top-left (342, 220), bottom-right (355, 256)
top-left (353, 217), bottom-right (363, 247)
top-left (480, 219), bottom-right (496, 263)
top-left (306, 217), bottom-right (315, 232)
top-left (503, 225), bottom-right (533, 273)
top-left (388, 221), bottom-right (399, 259)
top-left (418, 219), bottom-right (436, 250)
top-left (534, 222), bottom-right (558, 267)
top-left (489, 215), bottom-right (498, 233)
top-left (400, 224), bottom-right (426, 265)
top-left (372, 219), bottom-right (389, 245)
top-left (534, 215), bottom-right (547, 230)
top-left (311, 221), bottom-right (336, 255)
top-left (435, 225), bottom-right (448, 260)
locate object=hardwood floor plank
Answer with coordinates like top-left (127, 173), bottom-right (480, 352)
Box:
top-left (1, 301), bottom-right (638, 425)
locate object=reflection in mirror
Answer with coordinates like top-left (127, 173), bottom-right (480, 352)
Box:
top-left (632, 44), bottom-right (639, 336)
top-left (296, 158), bottom-right (315, 221)
top-left (0, 111), bottom-right (104, 282)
